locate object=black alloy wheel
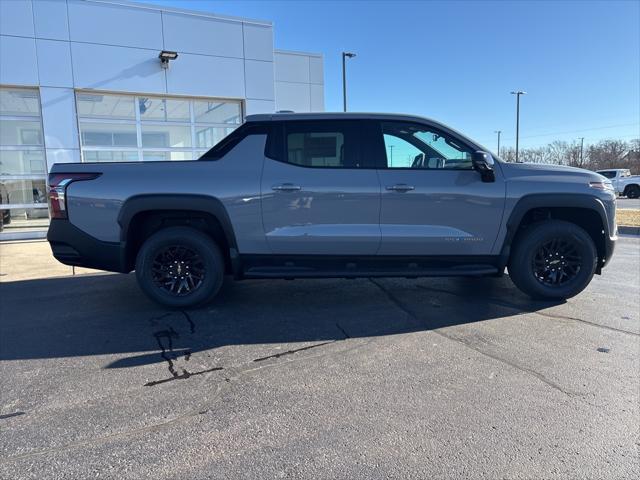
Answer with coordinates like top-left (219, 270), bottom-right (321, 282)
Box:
top-left (136, 226), bottom-right (224, 308)
top-left (532, 237), bottom-right (582, 287)
top-left (151, 245), bottom-right (206, 296)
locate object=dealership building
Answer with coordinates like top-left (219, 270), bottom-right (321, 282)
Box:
top-left (0, 0), bottom-right (325, 239)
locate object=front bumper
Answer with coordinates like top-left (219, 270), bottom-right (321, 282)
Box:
top-left (47, 219), bottom-right (128, 273)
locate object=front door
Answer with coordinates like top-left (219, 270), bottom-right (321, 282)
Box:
top-left (373, 120), bottom-right (506, 256)
top-left (261, 120), bottom-right (381, 255)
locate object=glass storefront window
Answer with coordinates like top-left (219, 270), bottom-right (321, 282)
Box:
top-left (193, 101), bottom-right (242, 124)
top-left (77, 92), bottom-right (243, 163)
top-left (0, 119), bottom-right (44, 146)
top-left (79, 122), bottom-right (138, 147)
top-left (0, 89), bottom-right (41, 116)
top-left (141, 125), bottom-right (192, 148)
top-left (82, 150), bottom-right (139, 162)
top-left (139, 97), bottom-right (190, 122)
top-left (76, 93), bottom-right (136, 120)
top-left (0, 87), bottom-right (47, 235)
top-left (143, 151), bottom-right (194, 161)
top-left (0, 150), bottom-right (46, 176)
top-left (195, 126), bottom-right (236, 149)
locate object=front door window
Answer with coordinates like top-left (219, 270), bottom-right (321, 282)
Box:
top-left (381, 122), bottom-right (473, 170)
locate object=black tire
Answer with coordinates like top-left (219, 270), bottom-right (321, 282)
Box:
top-left (508, 220), bottom-right (597, 300)
top-left (625, 185), bottom-right (640, 199)
top-left (135, 226), bottom-right (225, 308)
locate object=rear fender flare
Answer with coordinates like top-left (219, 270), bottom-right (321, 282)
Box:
top-left (118, 194), bottom-right (238, 251)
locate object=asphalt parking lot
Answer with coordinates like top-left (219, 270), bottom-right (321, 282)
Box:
top-left (617, 197), bottom-right (640, 210)
top-left (1, 237), bottom-right (639, 479)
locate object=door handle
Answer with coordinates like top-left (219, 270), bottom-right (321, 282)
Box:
top-left (272, 183), bottom-right (302, 192)
top-left (386, 184), bottom-right (415, 192)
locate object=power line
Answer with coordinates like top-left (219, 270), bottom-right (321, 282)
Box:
top-left (478, 123), bottom-right (640, 146)
top-left (500, 122), bottom-right (639, 142)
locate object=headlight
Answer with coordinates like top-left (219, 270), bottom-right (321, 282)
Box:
top-left (589, 181), bottom-right (614, 191)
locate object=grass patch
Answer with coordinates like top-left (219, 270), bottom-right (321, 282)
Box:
top-left (617, 209), bottom-right (640, 227)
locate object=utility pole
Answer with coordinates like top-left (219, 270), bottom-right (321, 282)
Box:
top-left (579, 137), bottom-right (584, 166)
top-left (494, 130), bottom-right (501, 156)
top-left (342, 52), bottom-right (356, 112)
top-left (389, 145), bottom-right (394, 166)
top-left (510, 91), bottom-right (527, 162)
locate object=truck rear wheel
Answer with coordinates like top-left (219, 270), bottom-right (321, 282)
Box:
top-left (508, 220), bottom-right (597, 300)
top-left (135, 226), bottom-right (224, 308)
top-left (625, 185), bottom-right (640, 199)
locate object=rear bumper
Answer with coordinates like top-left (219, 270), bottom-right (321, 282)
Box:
top-left (47, 219), bottom-right (128, 273)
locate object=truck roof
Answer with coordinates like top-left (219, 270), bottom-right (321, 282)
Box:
top-left (245, 111), bottom-right (439, 124)
top-left (243, 112), bottom-right (485, 150)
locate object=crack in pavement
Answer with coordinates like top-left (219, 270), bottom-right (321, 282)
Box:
top-left (370, 278), bottom-right (581, 398)
top-left (0, 337), bottom-right (373, 464)
top-left (253, 341), bottom-right (336, 362)
top-left (414, 284), bottom-right (639, 337)
top-left (0, 411), bottom-right (25, 420)
top-left (144, 366), bottom-right (223, 387)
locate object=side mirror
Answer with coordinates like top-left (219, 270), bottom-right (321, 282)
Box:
top-left (472, 151), bottom-right (495, 183)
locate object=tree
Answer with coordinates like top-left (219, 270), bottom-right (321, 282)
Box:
top-left (497, 138), bottom-right (639, 173)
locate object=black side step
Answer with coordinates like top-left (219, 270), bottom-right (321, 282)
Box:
top-left (240, 255), bottom-right (500, 280)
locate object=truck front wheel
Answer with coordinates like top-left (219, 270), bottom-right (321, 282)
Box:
top-left (508, 220), bottom-right (597, 300)
top-left (135, 226), bottom-right (225, 308)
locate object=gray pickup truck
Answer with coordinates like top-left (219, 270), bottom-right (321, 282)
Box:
top-left (47, 113), bottom-right (617, 307)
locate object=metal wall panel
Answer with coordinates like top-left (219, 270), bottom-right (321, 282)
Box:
top-left (243, 24), bottom-right (274, 62)
top-left (33, 0), bottom-right (70, 41)
top-left (67, 0), bottom-right (163, 49)
top-left (71, 42), bottom-right (167, 94)
top-left (245, 60), bottom-right (275, 100)
top-left (40, 87), bottom-right (79, 150)
top-left (162, 12), bottom-right (244, 58)
top-left (0, 0), bottom-right (34, 37)
top-left (36, 39), bottom-right (74, 88)
top-left (0, 36), bottom-right (39, 86)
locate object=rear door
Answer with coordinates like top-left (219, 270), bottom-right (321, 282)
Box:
top-left (260, 120), bottom-right (381, 255)
top-left (371, 120), bottom-right (506, 256)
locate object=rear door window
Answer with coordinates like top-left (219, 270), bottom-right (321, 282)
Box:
top-left (281, 120), bottom-right (364, 168)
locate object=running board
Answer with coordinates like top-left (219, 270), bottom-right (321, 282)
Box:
top-left (240, 255), bottom-right (499, 280)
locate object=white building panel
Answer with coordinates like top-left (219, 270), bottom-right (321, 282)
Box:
top-left (309, 56), bottom-right (324, 84)
top-left (36, 40), bottom-right (74, 88)
top-left (275, 82), bottom-right (311, 112)
top-left (71, 42), bottom-right (167, 94)
top-left (244, 61), bottom-right (275, 100)
top-left (0, 0), bottom-right (34, 38)
top-left (166, 54), bottom-right (244, 99)
top-left (310, 84), bottom-right (325, 111)
top-left (243, 24), bottom-right (274, 62)
top-left (274, 52), bottom-right (310, 83)
top-left (68, 0), bottom-right (163, 50)
top-left (40, 87), bottom-right (79, 150)
top-left (0, 36), bottom-right (39, 86)
top-left (245, 99), bottom-right (276, 115)
top-left (162, 13), bottom-right (244, 58)
top-left (33, 0), bottom-right (70, 41)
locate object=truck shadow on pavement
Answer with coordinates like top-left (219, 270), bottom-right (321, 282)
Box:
top-left (0, 273), bottom-right (562, 374)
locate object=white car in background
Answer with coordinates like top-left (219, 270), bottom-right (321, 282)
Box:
top-left (596, 169), bottom-right (640, 198)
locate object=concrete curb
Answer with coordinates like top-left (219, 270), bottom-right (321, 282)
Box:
top-left (618, 225), bottom-right (640, 235)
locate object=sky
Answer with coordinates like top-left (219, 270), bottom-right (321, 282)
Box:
top-left (138, 0), bottom-right (640, 151)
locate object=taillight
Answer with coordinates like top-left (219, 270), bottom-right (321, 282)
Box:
top-left (48, 173), bottom-right (101, 219)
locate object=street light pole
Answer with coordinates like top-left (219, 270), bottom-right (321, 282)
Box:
top-left (342, 52), bottom-right (356, 112)
top-left (494, 130), bottom-right (501, 156)
top-left (510, 90), bottom-right (526, 162)
top-left (579, 137), bottom-right (585, 166)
